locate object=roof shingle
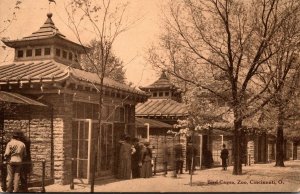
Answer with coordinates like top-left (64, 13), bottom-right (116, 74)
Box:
top-left (136, 117), bottom-right (173, 128)
top-left (23, 13), bottom-right (65, 40)
top-left (0, 60), bottom-right (146, 96)
top-left (136, 99), bottom-right (188, 117)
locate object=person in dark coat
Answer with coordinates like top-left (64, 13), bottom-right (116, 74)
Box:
top-left (116, 135), bottom-right (125, 176)
top-left (118, 136), bottom-right (132, 179)
top-left (174, 143), bottom-right (183, 174)
top-left (131, 138), bottom-right (141, 178)
top-left (140, 141), bottom-right (152, 178)
top-left (220, 144), bottom-right (229, 170)
top-left (186, 142), bottom-right (197, 174)
top-left (162, 140), bottom-right (170, 176)
top-left (203, 149), bottom-right (214, 168)
top-left (19, 133), bottom-right (31, 192)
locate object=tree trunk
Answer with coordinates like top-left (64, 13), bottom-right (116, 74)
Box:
top-left (91, 77), bottom-right (104, 192)
top-left (233, 118), bottom-right (243, 175)
top-left (240, 129), bottom-right (247, 166)
top-left (275, 102), bottom-right (285, 167)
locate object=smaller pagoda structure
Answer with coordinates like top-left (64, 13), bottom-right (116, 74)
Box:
top-left (136, 71), bottom-right (189, 172)
top-left (137, 71), bottom-right (188, 125)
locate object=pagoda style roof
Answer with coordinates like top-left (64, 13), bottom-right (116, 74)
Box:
top-left (2, 13), bottom-right (88, 53)
top-left (0, 60), bottom-right (147, 97)
top-left (23, 13), bottom-right (65, 40)
top-left (139, 71), bottom-right (178, 90)
top-left (136, 98), bottom-right (188, 117)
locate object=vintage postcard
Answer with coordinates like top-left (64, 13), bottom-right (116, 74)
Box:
top-left (0, 0), bottom-right (299, 192)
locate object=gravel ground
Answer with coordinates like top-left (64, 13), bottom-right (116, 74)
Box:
top-left (45, 160), bottom-right (300, 192)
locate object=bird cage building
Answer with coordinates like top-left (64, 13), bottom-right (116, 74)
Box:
top-left (0, 13), bottom-right (147, 185)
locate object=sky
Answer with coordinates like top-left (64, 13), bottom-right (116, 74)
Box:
top-left (0, 0), bottom-right (165, 87)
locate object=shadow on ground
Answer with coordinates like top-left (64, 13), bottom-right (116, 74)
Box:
top-left (187, 181), bottom-right (219, 187)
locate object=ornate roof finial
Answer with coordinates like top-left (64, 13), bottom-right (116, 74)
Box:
top-left (47, 12), bottom-right (53, 18)
top-left (160, 70), bottom-right (168, 80)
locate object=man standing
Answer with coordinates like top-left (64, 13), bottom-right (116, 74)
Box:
top-left (220, 144), bottom-right (229, 171)
top-left (174, 143), bottom-right (183, 175)
top-left (186, 142), bottom-right (197, 174)
top-left (4, 131), bottom-right (27, 193)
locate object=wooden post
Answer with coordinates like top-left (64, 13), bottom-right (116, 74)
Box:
top-left (41, 160), bottom-right (46, 193)
top-left (291, 142), bottom-right (294, 160)
top-left (190, 131), bottom-right (194, 186)
top-left (220, 135), bottom-right (224, 147)
top-left (145, 123), bottom-right (150, 141)
top-left (1, 161), bottom-right (7, 192)
top-left (154, 156), bottom-right (157, 175)
top-left (70, 158), bottom-right (74, 190)
top-left (87, 119), bottom-right (92, 181)
top-left (91, 126), bottom-right (99, 193)
top-left (173, 136), bottom-right (176, 178)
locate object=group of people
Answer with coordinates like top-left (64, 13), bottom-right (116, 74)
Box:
top-left (163, 142), bottom-right (230, 175)
top-left (117, 136), bottom-right (153, 179)
top-left (3, 130), bottom-right (31, 193)
top-left (162, 141), bottom-right (198, 176)
top-left (3, 131), bottom-right (230, 192)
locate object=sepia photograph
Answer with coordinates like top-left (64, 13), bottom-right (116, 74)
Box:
top-left (0, 0), bottom-right (299, 192)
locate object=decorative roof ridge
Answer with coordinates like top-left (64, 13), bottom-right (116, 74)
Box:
top-left (159, 70), bottom-right (168, 79)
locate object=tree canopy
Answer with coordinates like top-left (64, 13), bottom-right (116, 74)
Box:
top-left (81, 39), bottom-right (126, 84)
top-left (147, 0), bottom-right (300, 174)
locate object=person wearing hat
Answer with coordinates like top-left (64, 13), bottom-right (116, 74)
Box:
top-left (118, 135), bottom-right (132, 179)
top-left (186, 142), bottom-right (197, 174)
top-left (131, 138), bottom-right (141, 178)
top-left (4, 131), bottom-right (27, 193)
top-left (174, 143), bottom-right (184, 175)
top-left (139, 140), bottom-right (152, 178)
top-left (162, 139), bottom-right (170, 176)
top-left (220, 144), bottom-right (229, 170)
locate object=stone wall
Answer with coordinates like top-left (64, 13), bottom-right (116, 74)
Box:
top-left (42, 93), bottom-right (73, 184)
top-left (3, 105), bottom-right (53, 182)
top-left (3, 92), bottom-right (75, 185)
